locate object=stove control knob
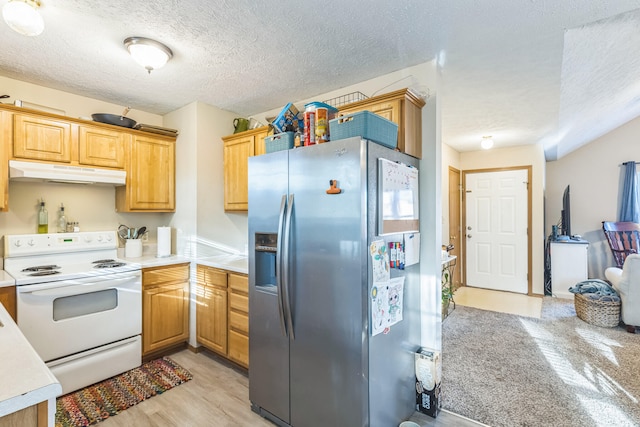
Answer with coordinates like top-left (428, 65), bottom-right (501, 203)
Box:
top-left (13, 239), bottom-right (22, 247)
top-left (105, 234), bottom-right (112, 241)
top-left (96, 235), bottom-right (103, 242)
top-left (28, 239), bottom-right (35, 246)
top-left (85, 235), bottom-right (93, 243)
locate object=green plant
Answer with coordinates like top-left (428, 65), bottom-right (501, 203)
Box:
top-left (442, 266), bottom-right (454, 304)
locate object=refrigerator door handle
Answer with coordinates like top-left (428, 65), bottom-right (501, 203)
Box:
top-left (275, 194), bottom-right (287, 337)
top-left (283, 193), bottom-right (295, 340)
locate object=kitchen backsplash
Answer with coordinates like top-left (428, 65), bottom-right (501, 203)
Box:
top-left (0, 181), bottom-right (172, 242)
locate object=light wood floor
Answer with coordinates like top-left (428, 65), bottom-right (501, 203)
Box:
top-left (454, 285), bottom-right (542, 318)
top-left (95, 348), bottom-right (483, 427)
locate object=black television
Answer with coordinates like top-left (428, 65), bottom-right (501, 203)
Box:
top-left (561, 185), bottom-right (571, 237)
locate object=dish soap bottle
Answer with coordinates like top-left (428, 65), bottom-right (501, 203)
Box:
top-left (38, 199), bottom-right (48, 234)
top-left (58, 203), bottom-right (67, 233)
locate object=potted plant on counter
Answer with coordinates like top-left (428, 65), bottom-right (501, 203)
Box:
top-left (442, 265), bottom-right (454, 320)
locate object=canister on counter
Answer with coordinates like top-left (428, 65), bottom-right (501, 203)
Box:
top-left (304, 102), bottom-right (339, 146)
top-left (304, 104), bottom-right (316, 146)
top-left (315, 107), bottom-right (328, 143)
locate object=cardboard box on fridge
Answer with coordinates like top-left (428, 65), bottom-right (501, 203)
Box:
top-left (271, 103), bottom-right (302, 133)
top-left (415, 348), bottom-right (442, 418)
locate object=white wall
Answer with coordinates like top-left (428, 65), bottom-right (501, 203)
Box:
top-left (460, 144), bottom-right (546, 295)
top-left (164, 102), bottom-right (198, 257)
top-left (546, 115), bottom-right (640, 279)
top-left (0, 76), bottom-right (162, 126)
top-left (441, 143), bottom-right (462, 248)
top-left (251, 63), bottom-right (433, 126)
top-left (195, 103), bottom-right (246, 254)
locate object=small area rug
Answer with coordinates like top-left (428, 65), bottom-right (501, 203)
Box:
top-left (55, 356), bottom-right (193, 427)
top-left (442, 297), bottom-right (640, 427)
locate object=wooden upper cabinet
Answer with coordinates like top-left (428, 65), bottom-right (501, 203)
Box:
top-left (338, 88), bottom-right (425, 159)
top-left (78, 125), bottom-right (127, 169)
top-left (0, 111), bottom-right (9, 212)
top-left (12, 114), bottom-right (72, 162)
top-left (223, 126), bottom-right (269, 211)
top-left (116, 135), bottom-right (176, 212)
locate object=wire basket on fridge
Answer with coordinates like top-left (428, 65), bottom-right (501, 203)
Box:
top-left (322, 91), bottom-right (368, 109)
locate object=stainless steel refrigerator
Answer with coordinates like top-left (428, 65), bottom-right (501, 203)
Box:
top-left (248, 137), bottom-right (421, 427)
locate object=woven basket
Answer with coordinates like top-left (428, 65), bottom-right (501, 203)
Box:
top-left (574, 293), bottom-right (621, 328)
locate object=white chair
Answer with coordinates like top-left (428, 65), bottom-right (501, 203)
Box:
top-left (605, 253), bottom-right (640, 333)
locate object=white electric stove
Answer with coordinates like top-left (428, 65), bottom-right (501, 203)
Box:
top-left (3, 231), bottom-right (142, 395)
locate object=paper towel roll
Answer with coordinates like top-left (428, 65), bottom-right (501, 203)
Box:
top-left (157, 226), bottom-right (171, 257)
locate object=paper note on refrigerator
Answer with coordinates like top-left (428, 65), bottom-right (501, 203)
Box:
top-left (370, 239), bottom-right (390, 283)
top-left (404, 232), bottom-right (420, 267)
top-left (371, 276), bottom-right (405, 336)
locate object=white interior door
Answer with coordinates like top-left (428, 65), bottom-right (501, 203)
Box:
top-left (465, 169), bottom-right (528, 294)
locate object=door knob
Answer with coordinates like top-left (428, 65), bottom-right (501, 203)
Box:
top-left (467, 226), bottom-right (472, 230)
top-left (467, 234), bottom-right (472, 239)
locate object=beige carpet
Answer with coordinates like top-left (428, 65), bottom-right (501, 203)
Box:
top-left (453, 286), bottom-right (542, 318)
top-left (442, 298), bottom-right (640, 427)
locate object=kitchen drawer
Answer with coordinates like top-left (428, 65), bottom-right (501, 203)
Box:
top-left (229, 310), bottom-right (248, 334)
top-left (228, 329), bottom-right (249, 368)
top-left (143, 263), bottom-right (189, 287)
top-left (228, 273), bottom-right (248, 293)
top-left (229, 292), bottom-right (248, 313)
top-left (200, 266), bottom-right (228, 288)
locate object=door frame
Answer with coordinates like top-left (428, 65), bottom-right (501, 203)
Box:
top-left (462, 166), bottom-right (533, 295)
top-left (448, 166), bottom-right (462, 290)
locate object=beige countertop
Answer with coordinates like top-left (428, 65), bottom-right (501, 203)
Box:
top-left (196, 254), bottom-right (248, 274)
top-left (118, 245), bottom-right (248, 274)
top-left (0, 302), bottom-right (61, 423)
top-left (0, 271), bottom-right (15, 288)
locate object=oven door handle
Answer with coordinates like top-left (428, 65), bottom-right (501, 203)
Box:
top-left (18, 274), bottom-right (140, 297)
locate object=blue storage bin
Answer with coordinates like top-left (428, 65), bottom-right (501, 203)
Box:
top-left (329, 111), bottom-right (398, 149)
top-left (265, 132), bottom-right (295, 153)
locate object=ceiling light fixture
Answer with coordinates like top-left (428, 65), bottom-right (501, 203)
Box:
top-left (124, 37), bottom-right (173, 74)
top-left (481, 136), bottom-right (494, 150)
top-left (2, 0), bottom-right (44, 36)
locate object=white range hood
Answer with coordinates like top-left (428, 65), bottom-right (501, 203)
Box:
top-left (9, 160), bottom-right (126, 185)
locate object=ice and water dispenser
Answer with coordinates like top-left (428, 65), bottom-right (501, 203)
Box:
top-left (254, 233), bottom-right (278, 291)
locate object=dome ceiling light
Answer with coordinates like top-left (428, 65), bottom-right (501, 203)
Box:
top-left (3, 0), bottom-right (44, 36)
top-left (481, 136), bottom-right (494, 150)
top-left (124, 37), bottom-right (173, 74)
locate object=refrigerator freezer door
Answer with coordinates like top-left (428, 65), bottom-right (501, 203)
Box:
top-left (287, 138), bottom-right (369, 427)
top-left (248, 150), bottom-right (291, 424)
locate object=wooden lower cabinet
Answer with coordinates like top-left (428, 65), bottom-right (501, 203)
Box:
top-left (197, 284), bottom-right (228, 354)
top-left (0, 286), bottom-right (16, 321)
top-left (196, 265), bottom-right (249, 368)
top-left (142, 263), bottom-right (190, 357)
top-left (0, 401), bottom-right (47, 427)
top-left (227, 273), bottom-right (249, 367)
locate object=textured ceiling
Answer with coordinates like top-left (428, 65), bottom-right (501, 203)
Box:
top-left (1, 0), bottom-right (640, 159)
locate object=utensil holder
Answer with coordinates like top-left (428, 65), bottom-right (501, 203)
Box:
top-left (125, 239), bottom-right (142, 258)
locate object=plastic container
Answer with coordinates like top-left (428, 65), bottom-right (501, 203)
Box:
top-left (329, 111), bottom-right (398, 149)
top-left (303, 102), bottom-right (338, 145)
top-left (265, 132), bottom-right (295, 153)
top-left (125, 239), bottom-right (142, 258)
